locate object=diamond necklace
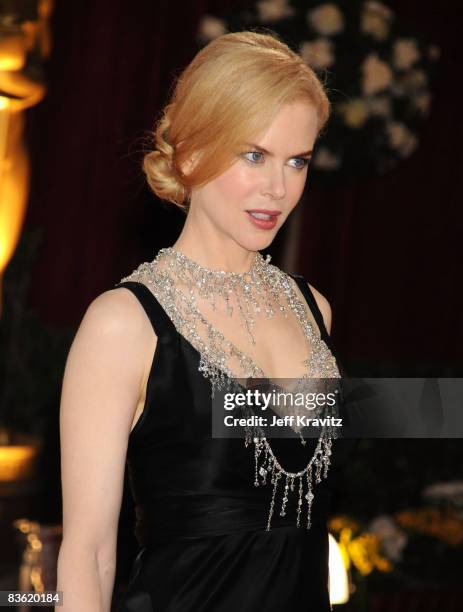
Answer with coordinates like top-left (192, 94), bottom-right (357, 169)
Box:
top-left (119, 246), bottom-right (340, 531)
top-left (156, 246), bottom-right (289, 345)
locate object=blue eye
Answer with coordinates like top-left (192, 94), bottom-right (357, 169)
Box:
top-left (243, 151), bottom-right (264, 164)
top-left (289, 157), bottom-right (310, 170)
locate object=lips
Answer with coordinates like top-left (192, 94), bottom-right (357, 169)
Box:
top-left (245, 209), bottom-right (281, 230)
top-left (246, 209), bottom-right (281, 219)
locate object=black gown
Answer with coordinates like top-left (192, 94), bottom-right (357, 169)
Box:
top-left (113, 272), bottom-right (353, 612)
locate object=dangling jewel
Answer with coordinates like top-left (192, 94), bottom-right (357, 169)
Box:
top-left (280, 475), bottom-right (290, 516)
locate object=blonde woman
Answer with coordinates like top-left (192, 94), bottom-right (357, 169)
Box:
top-left (57, 30), bottom-right (349, 611)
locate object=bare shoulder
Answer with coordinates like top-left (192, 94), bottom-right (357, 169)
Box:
top-left (77, 286), bottom-right (158, 392)
top-left (307, 282), bottom-right (332, 335)
top-left (85, 286), bottom-right (152, 336)
top-left (62, 286), bottom-right (155, 432)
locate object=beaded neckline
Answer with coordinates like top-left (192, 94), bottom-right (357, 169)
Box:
top-left (154, 246), bottom-right (290, 349)
top-left (159, 246), bottom-right (264, 276)
top-left (147, 246), bottom-right (340, 381)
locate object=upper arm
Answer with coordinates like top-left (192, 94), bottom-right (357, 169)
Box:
top-left (59, 287), bottom-right (155, 557)
top-left (307, 282), bottom-right (332, 335)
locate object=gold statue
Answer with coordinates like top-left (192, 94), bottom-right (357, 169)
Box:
top-left (0, 0), bottom-right (54, 315)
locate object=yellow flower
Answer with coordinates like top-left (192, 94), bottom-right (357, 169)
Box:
top-left (329, 515), bottom-right (360, 533)
top-left (347, 533), bottom-right (393, 576)
top-left (329, 516), bottom-right (394, 575)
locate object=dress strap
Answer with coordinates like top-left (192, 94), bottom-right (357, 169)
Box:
top-left (289, 273), bottom-right (332, 342)
top-left (288, 273), bottom-right (343, 374)
top-left (113, 280), bottom-right (175, 341)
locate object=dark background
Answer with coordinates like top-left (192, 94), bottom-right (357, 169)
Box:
top-left (3, 0), bottom-right (461, 603)
top-left (24, 0), bottom-right (462, 372)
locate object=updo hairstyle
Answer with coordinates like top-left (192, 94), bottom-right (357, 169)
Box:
top-left (143, 30), bottom-right (331, 211)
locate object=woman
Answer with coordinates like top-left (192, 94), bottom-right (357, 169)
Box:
top-left (57, 30), bottom-right (350, 611)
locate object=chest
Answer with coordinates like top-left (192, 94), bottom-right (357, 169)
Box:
top-left (190, 291), bottom-right (323, 380)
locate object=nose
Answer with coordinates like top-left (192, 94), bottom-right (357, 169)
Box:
top-left (261, 165), bottom-right (286, 200)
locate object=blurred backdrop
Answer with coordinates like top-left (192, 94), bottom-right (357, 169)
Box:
top-left (0, 1), bottom-right (462, 610)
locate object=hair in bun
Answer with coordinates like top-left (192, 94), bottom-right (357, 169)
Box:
top-left (142, 105), bottom-right (190, 209)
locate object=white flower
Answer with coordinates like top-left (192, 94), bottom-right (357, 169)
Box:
top-left (307, 3), bottom-right (344, 36)
top-left (365, 1), bottom-right (393, 21)
top-left (338, 98), bottom-right (370, 128)
top-left (361, 53), bottom-right (393, 95)
top-left (366, 95), bottom-right (392, 117)
top-left (361, 1), bottom-right (393, 41)
top-left (299, 38), bottom-right (335, 70)
top-left (386, 121), bottom-right (418, 157)
top-left (312, 147), bottom-right (341, 170)
top-left (197, 16), bottom-right (227, 42)
top-left (361, 12), bottom-right (389, 40)
top-left (393, 39), bottom-right (420, 71)
top-left (369, 515), bottom-right (408, 562)
top-left (256, 0), bottom-right (295, 22)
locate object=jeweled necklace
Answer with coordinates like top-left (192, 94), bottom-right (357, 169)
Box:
top-left (120, 246), bottom-right (340, 531)
top-left (156, 246), bottom-right (288, 345)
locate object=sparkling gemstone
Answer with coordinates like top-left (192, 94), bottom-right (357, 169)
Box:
top-left (305, 491), bottom-right (314, 502)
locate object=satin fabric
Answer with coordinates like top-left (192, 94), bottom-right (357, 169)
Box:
top-left (119, 520), bottom-right (330, 612)
top-left (114, 273), bottom-right (353, 611)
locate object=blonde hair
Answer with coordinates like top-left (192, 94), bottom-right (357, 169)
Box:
top-left (143, 30), bottom-right (331, 211)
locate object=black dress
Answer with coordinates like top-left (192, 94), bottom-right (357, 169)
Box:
top-left (113, 272), bottom-right (352, 612)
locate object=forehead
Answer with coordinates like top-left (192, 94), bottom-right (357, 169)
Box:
top-left (256, 100), bottom-right (319, 150)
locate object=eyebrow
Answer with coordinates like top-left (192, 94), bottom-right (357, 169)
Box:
top-left (244, 143), bottom-right (313, 157)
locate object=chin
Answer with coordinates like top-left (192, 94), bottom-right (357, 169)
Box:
top-left (237, 231), bottom-right (277, 253)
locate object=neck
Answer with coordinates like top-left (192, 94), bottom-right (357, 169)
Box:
top-left (171, 213), bottom-right (258, 274)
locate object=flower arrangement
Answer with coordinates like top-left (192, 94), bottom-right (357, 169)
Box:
top-left (329, 515), bottom-right (397, 577)
top-left (329, 481), bottom-right (463, 608)
top-left (197, 0), bottom-right (440, 186)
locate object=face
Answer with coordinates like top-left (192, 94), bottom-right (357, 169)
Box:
top-left (186, 99), bottom-right (319, 253)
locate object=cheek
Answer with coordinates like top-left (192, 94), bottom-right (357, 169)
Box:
top-left (211, 163), bottom-right (258, 203)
